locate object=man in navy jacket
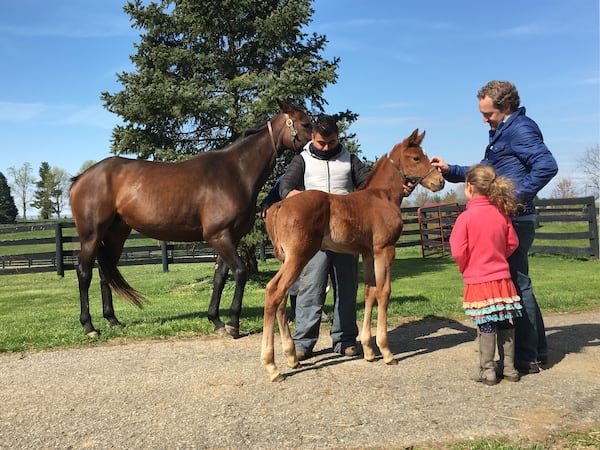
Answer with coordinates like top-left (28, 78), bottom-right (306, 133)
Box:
top-left (431, 80), bottom-right (558, 374)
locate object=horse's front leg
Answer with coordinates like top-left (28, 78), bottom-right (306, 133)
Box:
top-left (207, 255), bottom-right (231, 336)
top-left (374, 249), bottom-right (397, 365)
top-left (361, 255), bottom-right (377, 362)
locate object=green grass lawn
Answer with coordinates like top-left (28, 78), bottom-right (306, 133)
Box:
top-left (0, 247), bottom-right (598, 353)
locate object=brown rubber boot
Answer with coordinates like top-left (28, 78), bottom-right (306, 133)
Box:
top-left (476, 331), bottom-right (498, 386)
top-left (497, 328), bottom-right (520, 382)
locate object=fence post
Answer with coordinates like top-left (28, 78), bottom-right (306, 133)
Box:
top-left (259, 241), bottom-right (266, 262)
top-left (55, 222), bottom-right (64, 277)
top-left (588, 198), bottom-right (599, 259)
top-left (161, 241), bottom-right (169, 272)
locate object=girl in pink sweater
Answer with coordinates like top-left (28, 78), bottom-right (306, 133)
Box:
top-left (450, 164), bottom-right (523, 385)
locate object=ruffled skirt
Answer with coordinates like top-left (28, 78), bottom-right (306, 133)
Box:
top-left (463, 278), bottom-right (522, 325)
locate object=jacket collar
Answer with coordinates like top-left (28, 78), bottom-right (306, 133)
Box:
top-left (489, 106), bottom-right (526, 143)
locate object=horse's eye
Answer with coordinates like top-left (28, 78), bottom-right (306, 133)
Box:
top-left (413, 156), bottom-right (421, 162)
top-left (302, 123), bottom-right (311, 130)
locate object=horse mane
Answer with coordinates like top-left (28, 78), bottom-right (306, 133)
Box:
top-left (243, 121), bottom-right (268, 137)
top-left (212, 121), bottom-right (267, 153)
top-left (359, 152), bottom-right (392, 190)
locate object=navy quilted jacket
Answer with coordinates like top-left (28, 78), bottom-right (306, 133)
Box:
top-left (445, 107), bottom-right (558, 218)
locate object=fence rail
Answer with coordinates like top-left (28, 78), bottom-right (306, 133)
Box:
top-left (1, 197), bottom-right (597, 275)
top-left (530, 196), bottom-right (598, 258)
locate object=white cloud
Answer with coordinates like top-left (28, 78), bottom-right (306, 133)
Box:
top-left (0, 102), bottom-right (46, 121)
top-left (54, 105), bottom-right (119, 129)
top-left (0, 101), bottom-right (119, 129)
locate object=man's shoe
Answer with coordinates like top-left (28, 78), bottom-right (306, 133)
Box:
top-left (515, 361), bottom-right (541, 374)
top-left (539, 354), bottom-right (548, 365)
top-left (295, 348), bottom-right (313, 361)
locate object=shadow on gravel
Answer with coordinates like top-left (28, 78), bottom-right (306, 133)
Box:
top-left (544, 322), bottom-right (600, 367)
top-left (387, 315), bottom-right (476, 362)
top-left (282, 316), bottom-right (477, 379)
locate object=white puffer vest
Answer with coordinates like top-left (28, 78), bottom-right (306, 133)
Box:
top-left (301, 145), bottom-right (353, 194)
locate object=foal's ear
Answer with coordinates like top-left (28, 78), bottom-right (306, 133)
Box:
top-left (410, 128), bottom-right (426, 145)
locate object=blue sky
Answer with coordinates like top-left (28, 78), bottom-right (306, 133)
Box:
top-left (1, 0), bottom-right (598, 207)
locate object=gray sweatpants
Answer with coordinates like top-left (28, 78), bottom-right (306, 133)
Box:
top-left (293, 250), bottom-right (359, 353)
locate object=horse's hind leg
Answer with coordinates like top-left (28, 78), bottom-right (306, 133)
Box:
top-left (262, 264), bottom-right (302, 382)
top-left (207, 255), bottom-right (231, 336)
top-left (99, 219), bottom-right (131, 328)
top-left (224, 250), bottom-right (248, 338)
top-left (77, 237), bottom-right (101, 336)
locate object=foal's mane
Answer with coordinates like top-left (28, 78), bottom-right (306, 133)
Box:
top-left (359, 141), bottom-right (405, 190)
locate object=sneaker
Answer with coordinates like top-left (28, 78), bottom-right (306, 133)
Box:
top-left (342, 345), bottom-right (360, 357)
top-left (295, 348), bottom-right (313, 361)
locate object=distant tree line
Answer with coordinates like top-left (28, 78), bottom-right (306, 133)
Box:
top-left (2, 0), bottom-right (597, 226)
top-left (0, 161), bottom-right (91, 223)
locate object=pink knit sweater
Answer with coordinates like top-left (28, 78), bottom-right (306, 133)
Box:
top-left (449, 195), bottom-right (519, 284)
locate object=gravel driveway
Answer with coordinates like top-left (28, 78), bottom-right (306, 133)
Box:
top-left (1, 310), bottom-right (598, 449)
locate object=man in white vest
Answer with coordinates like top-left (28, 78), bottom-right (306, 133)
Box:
top-left (279, 114), bottom-right (369, 360)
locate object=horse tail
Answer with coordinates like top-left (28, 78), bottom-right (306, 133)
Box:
top-left (97, 242), bottom-right (146, 308)
top-left (266, 202), bottom-right (284, 261)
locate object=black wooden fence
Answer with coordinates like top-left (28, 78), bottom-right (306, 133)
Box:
top-left (1, 197), bottom-right (597, 275)
top-left (530, 196), bottom-right (598, 258)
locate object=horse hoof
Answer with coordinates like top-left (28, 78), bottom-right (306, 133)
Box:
top-left (385, 358), bottom-right (398, 366)
top-left (86, 330), bottom-right (101, 338)
top-left (215, 327), bottom-right (228, 337)
top-left (287, 361), bottom-right (300, 370)
top-left (109, 320), bottom-right (123, 328)
top-left (225, 324), bottom-right (240, 339)
top-left (270, 373), bottom-right (285, 382)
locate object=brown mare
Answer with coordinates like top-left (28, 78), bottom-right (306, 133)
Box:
top-left (69, 102), bottom-right (312, 338)
top-left (261, 129), bottom-right (445, 381)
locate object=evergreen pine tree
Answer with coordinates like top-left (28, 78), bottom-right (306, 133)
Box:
top-left (30, 162), bottom-right (57, 220)
top-left (101, 0), bottom-right (340, 161)
top-left (0, 172), bottom-right (19, 223)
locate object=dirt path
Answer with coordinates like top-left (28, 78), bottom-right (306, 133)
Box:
top-left (0, 311), bottom-right (598, 449)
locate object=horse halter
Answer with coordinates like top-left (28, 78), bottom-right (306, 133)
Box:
top-left (386, 154), bottom-right (437, 194)
top-left (266, 113), bottom-right (301, 158)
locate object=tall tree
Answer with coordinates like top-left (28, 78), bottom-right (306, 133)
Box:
top-left (50, 167), bottom-right (70, 219)
top-left (7, 163), bottom-right (35, 220)
top-left (577, 145), bottom-right (599, 198)
top-left (0, 172), bottom-right (19, 223)
top-left (31, 162), bottom-right (57, 220)
top-left (102, 0), bottom-right (340, 161)
top-left (78, 160), bottom-right (97, 175)
top-left (552, 177), bottom-right (578, 199)
top-left (101, 0), bottom-right (351, 273)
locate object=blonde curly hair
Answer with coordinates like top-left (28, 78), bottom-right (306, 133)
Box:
top-left (465, 164), bottom-right (519, 216)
